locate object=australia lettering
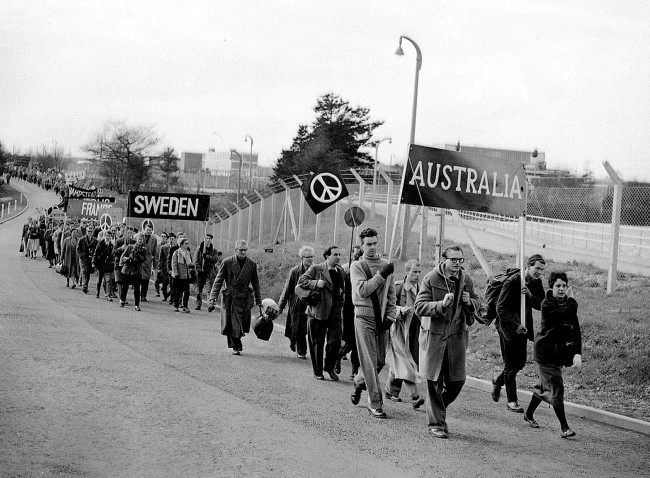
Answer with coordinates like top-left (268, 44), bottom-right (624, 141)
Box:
top-left (408, 160), bottom-right (522, 200)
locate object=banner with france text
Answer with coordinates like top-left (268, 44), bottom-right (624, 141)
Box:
top-left (400, 144), bottom-right (527, 218)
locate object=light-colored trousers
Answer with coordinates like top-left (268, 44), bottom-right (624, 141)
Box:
top-left (353, 314), bottom-right (389, 409)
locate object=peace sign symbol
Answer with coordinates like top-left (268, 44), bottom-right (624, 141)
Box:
top-left (310, 173), bottom-right (343, 204)
top-left (141, 219), bottom-right (155, 232)
top-left (99, 213), bottom-right (112, 231)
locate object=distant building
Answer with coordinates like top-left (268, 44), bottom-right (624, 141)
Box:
top-left (180, 152), bottom-right (204, 172)
top-left (203, 148), bottom-right (260, 178)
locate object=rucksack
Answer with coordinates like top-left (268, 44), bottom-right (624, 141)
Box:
top-left (478, 268), bottom-right (520, 326)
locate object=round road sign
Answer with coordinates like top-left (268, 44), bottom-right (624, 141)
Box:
top-left (310, 172), bottom-right (344, 205)
top-left (344, 206), bottom-right (365, 228)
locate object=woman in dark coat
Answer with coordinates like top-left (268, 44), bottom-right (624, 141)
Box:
top-left (93, 230), bottom-right (115, 301)
top-left (524, 271), bottom-right (582, 438)
top-left (44, 225), bottom-right (56, 267)
top-left (119, 233), bottom-right (147, 311)
top-left (62, 229), bottom-right (80, 288)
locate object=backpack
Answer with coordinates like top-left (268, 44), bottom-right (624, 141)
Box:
top-left (478, 268), bottom-right (520, 326)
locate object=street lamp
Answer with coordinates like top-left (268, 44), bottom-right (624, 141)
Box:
top-left (395, 35), bottom-right (422, 259)
top-left (245, 134), bottom-right (254, 191)
top-left (231, 149), bottom-right (243, 203)
top-left (372, 137), bottom-right (391, 218)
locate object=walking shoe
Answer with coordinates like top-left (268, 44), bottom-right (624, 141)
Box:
top-left (507, 402), bottom-right (524, 413)
top-left (232, 350), bottom-right (241, 356)
top-left (524, 413), bottom-right (540, 428)
top-left (182, 307), bottom-right (190, 313)
top-left (296, 353), bottom-right (307, 360)
top-left (134, 306), bottom-right (141, 311)
top-left (325, 370), bottom-right (339, 381)
top-left (560, 428), bottom-right (576, 438)
top-left (491, 379), bottom-right (501, 402)
top-left (314, 374), bottom-right (325, 380)
top-left (141, 298), bottom-right (148, 302)
top-left (83, 288), bottom-right (88, 294)
top-left (107, 297), bottom-right (113, 302)
top-left (412, 397), bottom-right (425, 409)
top-left (70, 284), bottom-right (76, 289)
top-left (350, 385), bottom-right (362, 405)
top-left (195, 305), bottom-right (201, 310)
top-left (384, 392), bottom-right (402, 402)
top-left (368, 408), bottom-right (388, 419)
top-left (429, 428), bottom-right (449, 439)
top-left (174, 307), bottom-right (179, 312)
top-left (119, 301), bottom-right (125, 307)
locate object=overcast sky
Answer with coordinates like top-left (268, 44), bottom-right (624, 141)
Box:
top-left (1, 1), bottom-right (648, 180)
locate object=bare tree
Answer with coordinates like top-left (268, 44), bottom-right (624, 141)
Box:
top-left (84, 122), bottom-right (158, 193)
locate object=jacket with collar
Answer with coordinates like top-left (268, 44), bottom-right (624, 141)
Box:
top-left (297, 261), bottom-right (345, 321)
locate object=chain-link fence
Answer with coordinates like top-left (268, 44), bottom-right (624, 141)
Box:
top-left (167, 171), bottom-right (649, 274)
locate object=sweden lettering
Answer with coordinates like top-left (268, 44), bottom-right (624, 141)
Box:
top-left (408, 160), bottom-right (522, 199)
top-left (133, 195), bottom-right (199, 218)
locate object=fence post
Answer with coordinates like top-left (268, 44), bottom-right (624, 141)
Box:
top-left (244, 197), bottom-right (253, 245)
top-left (293, 175), bottom-right (305, 242)
top-left (315, 212), bottom-right (321, 245)
top-left (333, 199), bottom-right (341, 243)
top-left (255, 191), bottom-right (265, 247)
top-left (603, 161), bottom-right (623, 295)
top-left (231, 202), bottom-right (243, 242)
top-left (218, 216), bottom-right (224, 252)
top-left (227, 211), bottom-right (233, 251)
top-left (1, 203), bottom-right (4, 217)
top-left (418, 206), bottom-right (427, 261)
top-left (279, 179), bottom-right (299, 241)
top-left (350, 169), bottom-right (365, 207)
top-left (380, 171), bottom-right (393, 254)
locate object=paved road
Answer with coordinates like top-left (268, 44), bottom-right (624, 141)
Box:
top-left (1, 181), bottom-right (648, 477)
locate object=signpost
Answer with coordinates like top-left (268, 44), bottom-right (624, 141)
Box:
top-left (343, 205), bottom-right (365, 265)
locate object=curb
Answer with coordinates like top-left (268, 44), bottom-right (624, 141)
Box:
top-left (0, 181), bottom-right (30, 225)
top-left (273, 322), bottom-right (649, 436)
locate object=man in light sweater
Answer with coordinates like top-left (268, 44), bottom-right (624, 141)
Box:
top-left (349, 228), bottom-right (397, 419)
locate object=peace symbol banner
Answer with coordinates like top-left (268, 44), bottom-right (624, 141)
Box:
top-left (302, 171), bottom-right (349, 215)
top-left (400, 144), bottom-right (527, 218)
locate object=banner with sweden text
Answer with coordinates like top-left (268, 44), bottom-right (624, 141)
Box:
top-left (127, 191), bottom-right (210, 221)
top-left (400, 144), bottom-right (527, 218)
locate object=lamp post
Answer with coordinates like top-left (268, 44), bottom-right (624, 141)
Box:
top-left (231, 149), bottom-right (243, 204)
top-left (395, 35), bottom-right (422, 259)
top-left (245, 134), bottom-right (254, 191)
top-left (372, 137), bottom-right (391, 218)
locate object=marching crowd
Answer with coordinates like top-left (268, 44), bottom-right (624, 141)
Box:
top-left (17, 176), bottom-right (583, 440)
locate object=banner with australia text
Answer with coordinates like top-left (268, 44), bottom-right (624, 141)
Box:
top-left (400, 145), bottom-right (527, 218)
top-left (127, 191), bottom-right (210, 221)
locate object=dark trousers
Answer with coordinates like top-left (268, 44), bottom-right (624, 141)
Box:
top-left (140, 278), bottom-right (150, 300)
top-left (293, 330), bottom-right (308, 357)
top-left (168, 277), bottom-right (178, 306)
top-left (96, 270), bottom-right (114, 297)
top-left (307, 310), bottom-right (342, 376)
top-left (426, 349), bottom-right (465, 430)
top-left (155, 271), bottom-right (169, 298)
top-left (195, 272), bottom-right (210, 308)
top-left (173, 278), bottom-right (190, 309)
top-left (494, 332), bottom-right (528, 402)
top-left (81, 268), bottom-right (91, 291)
top-left (120, 275), bottom-right (141, 306)
top-left (227, 335), bottom-right (243, 351)
top-left (337, 339), bottom-right (359, 372)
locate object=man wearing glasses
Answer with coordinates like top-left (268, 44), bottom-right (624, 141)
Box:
top-left (208, 239), bottom-right (262, 355)
top-left (278, 246), bottom-right (315, 359)
top-left (414, 245), bottom-right (481, 439)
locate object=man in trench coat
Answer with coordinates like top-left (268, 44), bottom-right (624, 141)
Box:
top-left (208, 239), bottom-right (262, 355)
top-left (278, 245), bottom-right (315, 359)
top-left (414, 245), bottom-right (481, 439)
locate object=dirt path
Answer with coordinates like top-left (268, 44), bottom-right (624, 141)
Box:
top-left (1, 180), bottom-right (648, 477)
